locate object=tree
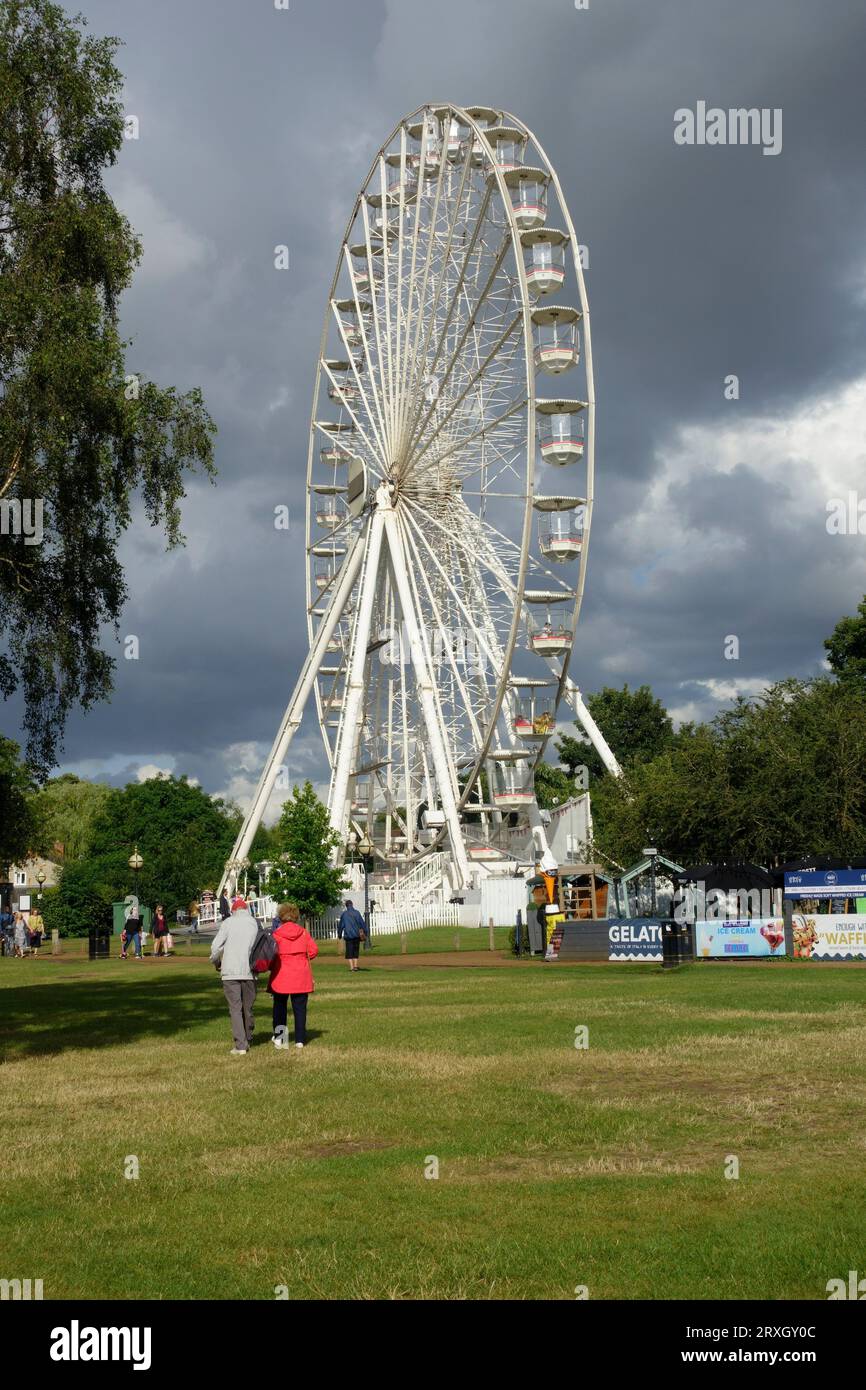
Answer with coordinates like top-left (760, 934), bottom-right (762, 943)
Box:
top-left (0, 734), bottom-right (44, 872)
top-left (266, 782), bottom-right (348, 920)
top-left (35, 772), bottom-right (110, 858)
top-left (825, 596), bottom-right (866, 689)
top-left (589, 678), bottom-right (866, 868)
top-left (39, 859), bottom-right (111, 937)
top-left (534, 760), bottom-right (578, 810)
top-left (86, 775), bottom-right (237, 912)
top-left (557, 683), bottom-right (675, 784)
top-left (0, 1), bottom-right (216, 773)
top-left (41, 774), bottom-right (238, 929)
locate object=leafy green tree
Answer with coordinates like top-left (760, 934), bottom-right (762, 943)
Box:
top-left (0, 1), bottom-right (216, 773)
top-left (39, 860), bottom-right (111, 937)
top-left (557, 683), bottom-right (674, 783)
top-left (42, 775), bottom-right (238, 927)
top-left (86, 775), bottom-right (237, 909)
top-left (825, 596), bottom-right (866, 689)
top-left (534, 760), bottom-right (578, 810)
top-left (35, 773), bottom-right (110, 859)
top-left (0, 733), bottom-right (44, 871)
top-left (590, 678), bottom-right (866, 868)
top-left (266, 782), bottom-right (348, 920)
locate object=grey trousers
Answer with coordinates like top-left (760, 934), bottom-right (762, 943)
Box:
top-left (222, 979), bottom-right (256, 1051)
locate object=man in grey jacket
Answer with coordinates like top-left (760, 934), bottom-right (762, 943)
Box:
top-left (210, 897), bottom-right (259, 1055)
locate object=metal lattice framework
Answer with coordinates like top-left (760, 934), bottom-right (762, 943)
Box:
top-left (224, 104), bottom-right (595, 890)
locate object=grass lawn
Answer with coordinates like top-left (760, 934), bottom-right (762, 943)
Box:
top-left (1, 935), bottom-right (864, 1300)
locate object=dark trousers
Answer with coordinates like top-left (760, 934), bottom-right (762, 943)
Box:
top-left (272, 992), bottom-right (308, 1044)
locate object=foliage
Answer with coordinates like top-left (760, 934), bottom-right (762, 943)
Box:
top-left (590, 678), bottom-right (866, 867)
top-left (0, 1), bottom-right (216, 773)
top-left (824, 595), bottom-right (866, 689)
top-left (44, 775), bottom-right (238, 929)
top-left (557, 683), bottom-right (675, 784)
top-left (35, 773), bottom-right (110, 859)
top-left (39, 867), bottom-right (109, 937)
top-left (533, 760), bottom-right (577, 810)
top-left (266, 782), bottom-right (348, 920)
top-left (0, 733), bottom-right (44, 872)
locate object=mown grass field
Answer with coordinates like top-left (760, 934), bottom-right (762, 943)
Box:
top-left (1, 932), bottom-right (864, 1301)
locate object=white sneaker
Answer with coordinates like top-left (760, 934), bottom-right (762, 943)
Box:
top-left (229, 1048), bottom-right (248, 1056)
top-left (295, 1042), bottom-right (305, 1049)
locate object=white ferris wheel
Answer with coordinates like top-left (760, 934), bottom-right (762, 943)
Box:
top-left (224, 103), bottom-right (611, 894)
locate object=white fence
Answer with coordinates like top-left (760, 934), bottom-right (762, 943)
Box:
top-left (306, 902), bottom-right (482, 939)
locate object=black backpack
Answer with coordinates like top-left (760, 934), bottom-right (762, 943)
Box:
top-left (249, 926), bottom-right (278, 973)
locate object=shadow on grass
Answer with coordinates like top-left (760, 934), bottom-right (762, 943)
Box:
top-left (0, 971), bottom-right (268, 1061)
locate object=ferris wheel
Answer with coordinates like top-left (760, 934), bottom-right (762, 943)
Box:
top-left (224, 103), bottom-right (597, 891)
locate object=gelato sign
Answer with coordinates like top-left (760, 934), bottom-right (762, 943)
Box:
top-left (695, 918), bottom-right (785, 958)
top-left (608, 918), bottom-right (664, 961)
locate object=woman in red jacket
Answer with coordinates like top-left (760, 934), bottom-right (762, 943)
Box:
top-left (268, 902), bottom-right (319, 1049)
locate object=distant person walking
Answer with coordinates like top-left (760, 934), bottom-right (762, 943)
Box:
top-left (219, 890), bottom-right (231, 921)
top-left (13, 912), bottom-right (27, 957)
top-left (337, 899), bottom-right (367, 973)
top-left (28, 909), bottom-right (44, 956)
top-left (122, 896), bottom-right (143, 960)
top-left (152, 904), bottom-right (169, 957)
top-left (210, 896), bottom-right (259, 1056)
top-left (268, 903), bottom-right (319, 1048)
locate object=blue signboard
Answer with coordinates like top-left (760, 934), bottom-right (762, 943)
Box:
top-left (608, 918), bottom-right (664, 961)
top-left (784, 869), bottom-right (866, 898)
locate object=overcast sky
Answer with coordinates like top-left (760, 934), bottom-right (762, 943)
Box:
top-left (5, 0), bottom-right (866, 813)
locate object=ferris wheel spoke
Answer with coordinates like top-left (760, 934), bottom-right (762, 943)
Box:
top-left (401, 502), bottom-right (506, 680)
top-left (395, 139), bottom-right (476, 453)
top-left (398, 124), bottom-right (455, 451)
top-left (402, 212), bottom-right (508, 462)
top-left (405, 308), bottom-right (523, 470)
top-left (404, 392), bottom-right (528, 487)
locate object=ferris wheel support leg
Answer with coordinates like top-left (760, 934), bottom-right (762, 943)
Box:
top-left (327, 504), bottom-right (388, 847)
top-left (218, 532), bottom-right (366, 895)
top-left (383, 509), bottom-right (473, 891)
top-left (526, 799), bottom-right (558, 874)
top-left (563, 679), bottom-right (624, 780)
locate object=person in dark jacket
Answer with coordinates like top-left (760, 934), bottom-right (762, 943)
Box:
top-left (219, 890), bottom-right (231, 921)
top-left (337, 899), bottom-right (366, 973)
top-left (268, 902), bottom-right (319, 1048)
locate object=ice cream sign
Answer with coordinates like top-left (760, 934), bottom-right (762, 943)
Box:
top-left (695, 918), bottom-right (785, 958)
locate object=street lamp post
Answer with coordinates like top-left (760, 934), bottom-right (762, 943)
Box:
top-left (36, 869), bottom-right (46, 901)
top-left (643, 845), bottom-right (658, 918)
top-left (357, 833), bottom-right (373, 949)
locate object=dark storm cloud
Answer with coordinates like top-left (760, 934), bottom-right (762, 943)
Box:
top-left (4, 0), bottom-right (865, 792)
